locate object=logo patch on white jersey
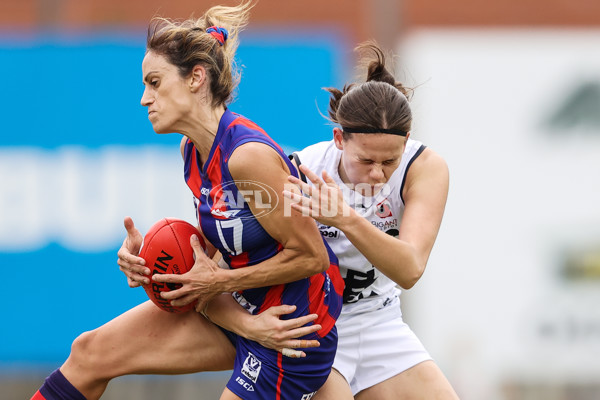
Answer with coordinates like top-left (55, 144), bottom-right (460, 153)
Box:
top-left (318, 224), bottom-right (340, 239)
top-left (241, 352), bottom-right (262, 383)
top-left (375, 199), bottom-right (393, 218)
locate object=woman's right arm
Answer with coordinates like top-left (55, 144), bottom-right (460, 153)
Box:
top-left (204, 293), bottom-right (321, 358)
top-left (116, 220), bottom-right (320, 357)
top-left (185, 232), bottom-right (321, 357)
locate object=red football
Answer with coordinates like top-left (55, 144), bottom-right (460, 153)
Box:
top-left (139, 218), bottom-right (205, 313)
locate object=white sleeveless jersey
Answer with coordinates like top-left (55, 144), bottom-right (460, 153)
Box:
top-left (294, 139), bottom-right (426, 313)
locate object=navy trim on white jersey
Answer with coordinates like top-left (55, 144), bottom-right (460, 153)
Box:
top-left (399, 144), bottom-right (426, 204)
top-left (289, 152), bottom-right (307, 183)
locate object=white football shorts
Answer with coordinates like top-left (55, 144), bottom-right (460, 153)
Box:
top-left (333, 295), bottom-right (432, 395)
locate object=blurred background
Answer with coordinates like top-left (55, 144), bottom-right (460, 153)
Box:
top-left (2, 0), bottom-right (600, 399)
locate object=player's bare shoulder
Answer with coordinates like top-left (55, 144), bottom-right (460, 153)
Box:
top-left (228, 141), bottom-right (290, 178)
top-left (413, 147), bottom-right (448, 173)
top-left (403, 147), bottom-right (449, 199)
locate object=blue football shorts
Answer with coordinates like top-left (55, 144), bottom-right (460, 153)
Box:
top-left (221, 326), bottom-right (338, 400)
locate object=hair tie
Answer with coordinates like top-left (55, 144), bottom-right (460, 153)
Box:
top-left (206, 26), bottom-right (228, 46)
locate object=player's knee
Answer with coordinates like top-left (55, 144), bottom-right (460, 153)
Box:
top-left (70, 329), bottom-right (102, 366)
top-left (63, 328), bottom-right (116, 391)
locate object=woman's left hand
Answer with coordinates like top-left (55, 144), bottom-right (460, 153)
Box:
top-left (246, 305), bottom-right (322, 358)
top-left (283, 164), bottom-right (355, 228)
top-left (153, 234), bottom-right (224, 313)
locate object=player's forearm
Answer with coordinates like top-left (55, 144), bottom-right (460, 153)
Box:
top-left (204, 293), bottom-right (252, 336)
top-left (341, 213), bottom-right (424, 289)
top-left (215, 246), bottom-right (328, 293)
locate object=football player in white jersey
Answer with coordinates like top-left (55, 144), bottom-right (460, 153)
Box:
top-left (283, 41), bottom-right (460, 400)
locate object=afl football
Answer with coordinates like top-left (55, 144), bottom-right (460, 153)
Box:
top-left (139, 218), bottom-right (204, 313)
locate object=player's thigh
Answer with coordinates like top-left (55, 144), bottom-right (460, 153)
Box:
top-left (312, 368), bottom-right (354, 400)
top-left (355, 360), bottom-right (459, 400)
top-left (219, 387), bottom-right (243, 400)
top-left (67, 300), bottom-right (235, 375)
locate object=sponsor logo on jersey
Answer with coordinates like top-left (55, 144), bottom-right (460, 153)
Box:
top-left (375, 199), bottom-right (393, 218)
top-left (301, 391), bottom-right (317, 400)
top-left (210, 208), bottom-right (241, 218)
top-left (233, 291), bottom-right (257, 314)
top-left (241, 352), bottom-right (262, 383)
top-left (370, 219), bottom-right (398, 231)
top-left (235, 376), bottom-right (255, 391)
top-left (319, 224), bottom-right (340, 239)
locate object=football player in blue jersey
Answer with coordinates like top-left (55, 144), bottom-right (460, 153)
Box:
top-left (30, 2), bottom-right (343, 400)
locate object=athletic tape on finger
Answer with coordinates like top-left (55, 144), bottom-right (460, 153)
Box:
top-left (282, 348), bottom-right (302, 358)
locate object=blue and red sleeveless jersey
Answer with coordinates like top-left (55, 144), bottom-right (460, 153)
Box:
top-left (183, 109), bottom-right (343, 338)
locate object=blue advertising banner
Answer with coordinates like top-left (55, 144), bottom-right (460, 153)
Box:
top-left (0, 29), bottom-right (346, 367)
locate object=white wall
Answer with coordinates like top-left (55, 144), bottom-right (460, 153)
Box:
top-left (399, 29), bottom-right (600, 399)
